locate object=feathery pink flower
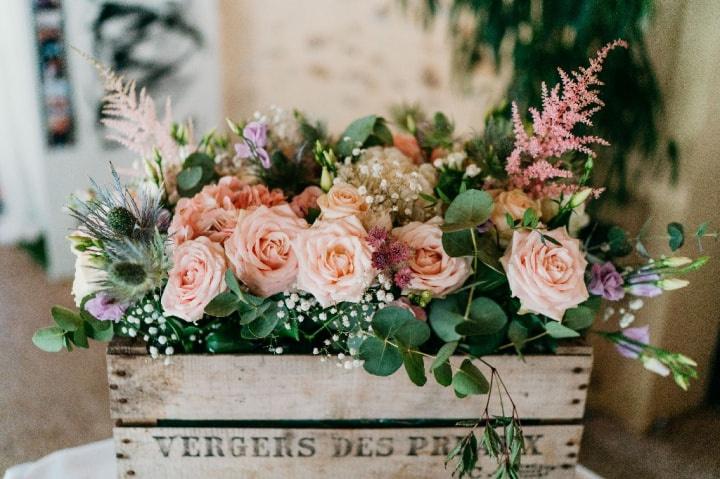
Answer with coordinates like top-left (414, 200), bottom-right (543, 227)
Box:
top-left (506, 40), bottom-right (627, 197)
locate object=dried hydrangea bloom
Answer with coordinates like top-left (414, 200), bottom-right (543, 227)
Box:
top-left (337, 146), bottom-right (439, 226)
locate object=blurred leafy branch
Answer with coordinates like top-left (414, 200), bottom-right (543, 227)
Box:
top-left (403, 0), bottom-right (675, 202)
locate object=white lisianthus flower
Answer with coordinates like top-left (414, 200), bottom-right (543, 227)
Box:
top-left (71, 246), bottom-right (107, 307)
top-left (641, 357), bottom-right (670, 377)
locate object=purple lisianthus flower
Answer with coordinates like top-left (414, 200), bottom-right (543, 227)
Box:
top-left (588, 262), bottom-right (625, 301)
top-left (615, 325), bottom-right (650, 358)
top-left (235, 121), bottom-right (271, 169)
top-left (627, 273), bottom-right (662, 298)
top-left (85, 293), bottom-right (128, 322)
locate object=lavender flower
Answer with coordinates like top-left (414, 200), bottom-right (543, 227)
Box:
top-left (615, 325), bottom-right (649, 358)
top-left (588, 262), bottom-right (625, 301)
top-left (235, 121), bottom-right (271, 168)
top-left (627, 273), bottom-right (662, 297)
top-left (85, 293), bottom-right (128, 322)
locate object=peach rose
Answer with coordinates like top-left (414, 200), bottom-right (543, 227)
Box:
top-left (161, 236), bottom-right (228, 322)
top-left (500, 227), bottom-right (589, 321)
top-left (290, 185), bottom-right (323, 218)
top-left (317, 182), bottom-right (369, 220)
top-left (293, 216), bottom-right (375, 307)
top-left (490, 189), bottom-right (542, 242)
top-left (168, 176), bottom-right (286, 245)
top-left (392, 218), bottom-right (472, 297)
top-left (393, 133), bottom-right (423, 164)
top-left (224, 204), bottom-right (309, 297)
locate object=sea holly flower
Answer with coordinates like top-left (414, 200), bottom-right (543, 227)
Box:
top-left (588, 262), bottom-right (625, 301)
top-left (235, 121), bottom-right (271, 168)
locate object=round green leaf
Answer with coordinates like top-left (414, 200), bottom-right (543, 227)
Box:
top-left (563, 306), bottom-right (595, 331)
top-left (442, 229), bottom-right (475, 257)
top-left (51, 306), bottom-right (82, 332)
top-left (452, 359), bottom-right (490, 396)
top-left (455, 297), bottom-right (507, 336)
top-left (241, 303), bottom-right (280, 339)
top-left (395, 318), bottom-right (431, 348)
top-left (32, 326), bottom-right (66, 352)
top-left (176, 166), bottom-right (203, 197)
top-left (431, 341), bottom-right (458, 371)
top-left (442, 189), bottom-right (493, 232)
top-left (205, 291), bottom-right (241, 317)
top-left (433, 361), bottom-right (453, 387)
top-left (206, 331), bottom-right (254, 353)
top-left (359, 337), bottom-right (403, 376)
top-left (429, 296), bottom-right (465, 342)
top-left (372, 306), bottom-right (414, 338)
top-left (544, 321), bottom-right (581, 338)
top-left (402, 350), bottom-right (427, 386)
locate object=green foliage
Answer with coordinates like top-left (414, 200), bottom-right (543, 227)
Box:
top-left (452, 359), bottom-right (490, 396)
top-left (32, 326), bottom-right (66, 352)
top-left (177, 152), bottom-right (217, 197)
top-left (359, 336), bottom-right (403, 376)
top-left (33, 305), bottom-right (114, 352)
top-left (544, 321), bottom-right (581, 339)
top-left (607, 226), bottom-right (633, 257)
top-left (336, 115), bottom-right (393, 158)
top-left (402, 350), bottom-right (427, 386)
top-left (456, 297), bottom-right (507, 336)
top-left (441, 189), bottom-right (494, 232)
top-left (667, 222), bottom-right (685, 251)
top-left (429, 295), bottom-right (466, 341)
top-left (410, 0), bottom-right (669, 201)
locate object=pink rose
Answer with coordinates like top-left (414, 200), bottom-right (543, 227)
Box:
top-left (290, 186), bottom-right (323, 218)
top-left (392, 218), bottom-right (472, 297)
top-left (168, 176), bottom-right (286, 245)
top-left (293, 216), bottom-right (375, 307)
top-left (500, 227), bottom-right (589, 321)
top-left (316, 182), bottom-right (369, 220)
top-left (490, 189), bottom-right (541, 242)
top-left (225, 204), bottom-right (309, 297)
top-left (161, 236), bottom-right (228, 322)
top-left (393, 133), bottom-right (423, 164)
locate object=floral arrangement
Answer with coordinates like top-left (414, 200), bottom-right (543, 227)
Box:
top-left (34, 42), bottom-right (715, 478)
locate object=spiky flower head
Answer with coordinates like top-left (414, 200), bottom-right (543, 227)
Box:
top-left (68, 165), bottom-right (167, 244)
top-left (99, 231), bottom-right (170, 304)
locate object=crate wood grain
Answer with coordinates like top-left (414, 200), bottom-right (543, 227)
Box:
top-left (107, 342), bottom-right (592, 424)
top-left (108, 340), bottom-right (591, 478)
top-left (114, 425), bottom-right (583, 479)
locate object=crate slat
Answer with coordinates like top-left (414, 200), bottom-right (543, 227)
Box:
top-left (108, 349), bottom-right (592, 423)
top-left (114, 425), bottom-right (583, 479)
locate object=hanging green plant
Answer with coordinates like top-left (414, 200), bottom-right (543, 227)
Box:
top-left (405, 0), bottom-right (676, 201)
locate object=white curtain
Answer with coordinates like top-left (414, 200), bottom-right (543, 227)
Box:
top-left (0, 1), bottom-right (47, 244)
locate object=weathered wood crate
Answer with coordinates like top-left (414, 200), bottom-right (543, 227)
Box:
top-left (108, 339), bottom-right (592, 478)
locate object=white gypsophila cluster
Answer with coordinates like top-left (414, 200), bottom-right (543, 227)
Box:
top-left (120, 293), bottom-right (187, 358)
top-left (603, 297), bottom-right (645, 328)
top-left (275, 280), bottom-right (398, 369)
top-left (338, 146), bottom-right (439, 225)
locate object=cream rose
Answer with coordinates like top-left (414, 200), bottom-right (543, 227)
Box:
top-left (500, 227), bottom-right (589, 321)
top-left (161, 236), bottom-right (228, 322)
top-left (293, 216), bottom-right (375, 307)
top-left (317, 182), bottom-right (369, 220)
top-left (224, 204), bottom-right (308, 297)
top-left (490, 189), bottom-right (541, 242)
top-left (392, 218), bottom-right (472, 297)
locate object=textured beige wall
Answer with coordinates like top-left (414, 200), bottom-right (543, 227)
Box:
top-left (217, 0), bottom-right (720, 433)
top-left (218, 0), bottom-right (510, 131)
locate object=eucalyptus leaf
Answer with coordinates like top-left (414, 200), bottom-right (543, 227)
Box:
top-left (433, 361), bottom-right (453, 387)
top-left (544, 321), bottom-right (581, 338)
top-left (452, 359), bottom-right (489, 396)
top-left (225, 270), bottom-right (243, 297)
top-left (359, 336), bottom-right (403, 376)
top-left (32, 326), bottom-right (65, 352)
top-left (441, 189), bottom-right (493, 232)
top-left (241, 303), bottom-right (280, 339)
top-left (455, 297), bottom-right (507, 336)
top-left (429, 296), bottom-right (465, 341)
top-left (442, 229), bottom-right (475, 257)
top-left (176, 166), bottom-right (203, 197)
top-left (71, 326), bottom-right (89, 348)
top-left (51, 306), bottom-right (82, 332)
top-left (507, 320), bottom-right (529, 352)
top-left (371, 307), bottom-right (430, 347)
top-left (205, 291), bottom-right (241, 317)
top-left (667, 222), bottom-right (685, 251)
top-left (206, 330), bottom-right (254, 353)
top-left (563, 305), bottom-right (595, 331)
top-left (431, 341), bottom-right (458, 370)
top-left (402, 350), bottom-right (427, 386)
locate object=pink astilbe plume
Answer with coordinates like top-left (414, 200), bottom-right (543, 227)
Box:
top-left (78, 49), bottom-right (180, 165)
top-left (506, 40), bottom-right (628, 197)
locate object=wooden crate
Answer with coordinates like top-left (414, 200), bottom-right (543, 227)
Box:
top-left (108, 339), bottom-right (592, 478)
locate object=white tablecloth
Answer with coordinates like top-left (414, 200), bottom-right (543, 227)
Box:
top-left (3, 439), bottom-right (603, 478)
